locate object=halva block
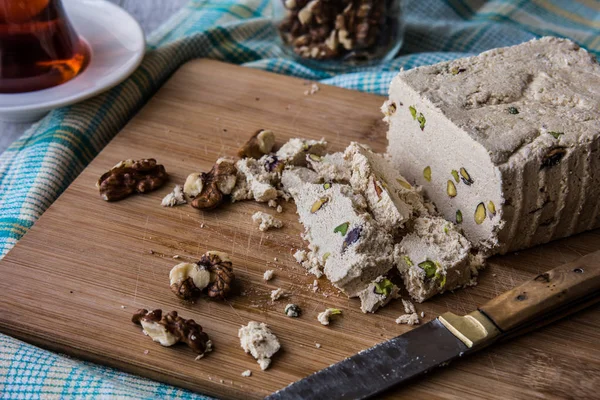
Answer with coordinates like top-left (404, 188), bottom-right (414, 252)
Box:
top-left (386, 37), bottom-right (600, 254)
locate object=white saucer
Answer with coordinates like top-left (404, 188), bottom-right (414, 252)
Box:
top-left (0, 0), bottom-right (145, 122)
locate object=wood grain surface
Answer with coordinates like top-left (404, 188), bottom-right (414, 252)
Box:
top-left (0, 60), bottom-right (599, 400)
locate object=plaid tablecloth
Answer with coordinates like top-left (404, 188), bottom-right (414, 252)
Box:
top-left (1, 0), bottom-right (599, 398)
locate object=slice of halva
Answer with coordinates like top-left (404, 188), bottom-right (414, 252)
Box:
top-left (394, 216), bottom-right (484, 302)
top-left (358, 276), bottom-right (400, 313)
top-left (385, 37), bottom-right (600, 255)
top-left (289, 182), bottom-right (394, 297)
top-left (345, 142), bottom-right (429, 234)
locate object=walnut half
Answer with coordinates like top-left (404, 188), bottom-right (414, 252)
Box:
top-left (132, 309), bottom-right (212, 356)
top-left (201, 251), bottom-right (235, 298)
top-left (169, 262), bottom-right (211, 300)
top-left (237, 129), bottom-right (276, 159)
top-left (169, 251), bottom-right (235, 300)
top-left (185, 158), bottom-right (237, 210)
top-left (97, 158), bottom-right (168, 201)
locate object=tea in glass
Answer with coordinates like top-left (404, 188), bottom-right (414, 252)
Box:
top-left (0, 0), bottom-right (89, 93)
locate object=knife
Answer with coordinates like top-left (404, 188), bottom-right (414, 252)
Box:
top-left (267, 251), bottom-right (600, 400)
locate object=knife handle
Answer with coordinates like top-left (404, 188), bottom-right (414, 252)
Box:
top-left (479, 250), bottom-right (600, 333)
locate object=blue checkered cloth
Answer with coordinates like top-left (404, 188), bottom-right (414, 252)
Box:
top-left (1, 0), bottom-right (599, 397)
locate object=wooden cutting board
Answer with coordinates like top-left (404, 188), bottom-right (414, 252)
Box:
top-left (1, 60), bottom-right (599, 400)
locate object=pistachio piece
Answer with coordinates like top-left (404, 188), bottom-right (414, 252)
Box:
top-left (396, 178), bottom-right (412, 189)
top-left (456, 210), bottom-right (463, 224)
top-left (374, 279), bottom-right (394, 297)
top-left (447, 180), bottom-right (457, 197)
top-left (323, 182), bottom-right (332, 190)
top-left (541, 147), bottom-right (566, 169)
top-left (418, 260), bottom-right (436, 279)
top-left (548, 131), bottom-right (563, 139)
top-left (459, 167), bottom-right (473, 185)
top-left (309, 154), bottom-right (322, 162)
top-left (435, 271), bottom-right (447, 288)
top-left (284, 304), bottom-right (301, 318)
top-left (387, 102), bottom-right (397, 115)
top-left (487, 200), bottom-right (496, 216)
top-left (317, 307), bottom-right (342, 325)
top-left (417, 113), bottom-right (426, 131)
top-left (451, 170), bottom-right (459, 183)
top-left (373, 180), bottom-right (383, 199)
top-left (403, 256), bottom-right (414, 267)
top-left (443, 224), bottom-right (450, 234)
top-left (264, 155), bottom-right (284, 173)
top-left (311, 197), bottom-right (329, 213)
top-left (342, 226), bottom-right (361, 252)
top-left (381, 100), bottom-right (397, 120)
top-left (333, 222), bottom-right (349, 236)
top-left (475, 202), bottom-right (486, 224)
top-left (507, 106), bottom-right (519, 115)
top-left (409, 106), bottom-right (417, 120)
top-left (450, 66), bottom-right (466, 75)
top-left (323, 252), bottom-right (331, 262)
top-left (423, 166), bottom-right (432, 182)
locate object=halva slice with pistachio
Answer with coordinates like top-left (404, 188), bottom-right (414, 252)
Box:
top-left (394, 216), bottom-right (484, 302)
top-left (345, 142), bottom-right (429, 234)
top-left (358, 276), bottom-right (400, 313)
top-left (385, 37), bottom-right (600, 255)
top-left (289, 181), bottom-right (394, 297)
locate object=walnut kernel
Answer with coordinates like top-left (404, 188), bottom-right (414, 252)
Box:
top-left (189, 159), bottom-right (237, 210)
top-left (183, 173), bottom-right (204, 198)
top-left (97, 158), bottom-right (168, 201)
top-left (132, 309), bottom-right (212, 356)
top-left (199, 251), bottom-right (235, 298)
top-left (238, 129), bottom-right (276, 159)
top-left (169, 262), bottom-right (211, 300)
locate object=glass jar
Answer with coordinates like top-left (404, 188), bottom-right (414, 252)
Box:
top-left (273, 0), bottom-right (404, 68)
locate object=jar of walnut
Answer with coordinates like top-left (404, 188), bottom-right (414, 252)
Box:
top-left (273, 0), bottom-right (404, 66)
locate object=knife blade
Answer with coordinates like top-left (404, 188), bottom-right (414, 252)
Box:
top-left (267, 250), bottom-right (600, 400)
top-left (268, 318), bottom-right (470, 399)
